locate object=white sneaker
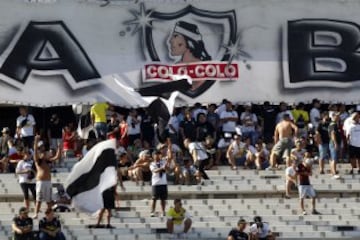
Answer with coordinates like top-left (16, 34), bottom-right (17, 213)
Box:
top-left (331, 175), bottom-right (340, 179)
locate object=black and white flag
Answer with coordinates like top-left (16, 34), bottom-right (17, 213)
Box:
top-left (65, 139), bottom-right (117, 214)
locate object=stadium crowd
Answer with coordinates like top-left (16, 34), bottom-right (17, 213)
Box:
top-left (1, 98), bottom-right (360, 239)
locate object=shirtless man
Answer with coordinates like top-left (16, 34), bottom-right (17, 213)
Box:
top-left (33, 135), bottom-right (61, 219)
top-left (268, 114), bottom-right (298, 169)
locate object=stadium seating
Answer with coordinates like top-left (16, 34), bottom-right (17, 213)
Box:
top-left (0, 160), bottom-right (359, 239)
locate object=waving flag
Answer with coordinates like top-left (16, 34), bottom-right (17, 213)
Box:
top-left (65, 139), bottom-right (117, 214)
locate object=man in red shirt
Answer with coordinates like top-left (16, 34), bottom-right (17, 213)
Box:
top-left (296, 158), bottom-right (321, 215)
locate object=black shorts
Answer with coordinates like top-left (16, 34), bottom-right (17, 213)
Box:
top-left (349, 145), bottom-right (360, 159)
top-left (102, 187), bottom-right (115, 209)
top-left (20, 183), bottom-right (36, 200)
top-left (152, 185), bottom-right (168, 200)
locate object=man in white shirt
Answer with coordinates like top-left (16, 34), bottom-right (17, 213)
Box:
top-left (220, 101), bottom-right (238, 135)
top-left (310, 99), bottom-right (321, 130)
top-left (346, 112), bottom-right (360, 174)
top-left (16, 106), bottom-right (36, 149)
top-left (126, 109), bottom-right (142, 145)
top-left (150, 149), bottom-right (171, 217)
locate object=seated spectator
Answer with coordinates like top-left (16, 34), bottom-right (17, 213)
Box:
top-left (8, 145), bottom-right (24, 173)
top-left (249, 216), bottom-right (275, 240)
top-left (180, 158), bottom-right (198, 185)
top-left (227, 218), bottom-right (249, 240)
top-left (254, 140), bottom-right (270, 170)
top-left (285, 158), bottom-right (297, 199)
top-left (216, 133), bottom-right (233, 165)
top-left (166, 199), bottom-right (192, 238)
top-left (128, 150), bottom-right (151, 186)
top-left (39, 208), bottom-right (66, 240)
top-left (204, 136), bottom-right (216, 170)
top-left (226, 134), bottom-right (247, 170)
top-left (127, 138), bottom-right (143, 163)
top-left (12, 207), bottom-right (34, 240)
top-left (117, 152), bottom-right (132, 182)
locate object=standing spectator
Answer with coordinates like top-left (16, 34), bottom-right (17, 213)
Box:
top-left (16, 106), bottom-right (36, 149)
top-left (16, 150), bottom-right (36, 211)
top-left (118, 114), bottom-right (129, 149)
top-left (215, 99), bottom-right (229, 117)
top-left (127, 109), bottom-right (142, 146)
top-left (220, 101), bottom-right (238, 136)
top-left (328, 112), bottom-right (341, 179)
top-left (346, 112), bottom-right (360, 174)
top-left (90, 102), bottom-right (113, 140)
top-left (12, 207), bottom-right (34, 240)
top-left (240, 102), bottom-right (259, 145)
top-left (47, 114), bottom-right (63, 150)
top-left (192, 102), bottom-right (207, 122)
top-left (285, 158), bottom-right (297, 199)
top-left (0, 127), bottom-right (11, 172)
top-left (260, 101), bottom-right (277, 144)
top-left (315, 112), bottom-right (330, 174)
top-left (107, 113), bottom-right (119, 140)
top-left (95, 185), bottom-right (117, 229)
top-left (179, 109), bottom-right (197, 144)
top-left (296, 158), bottom-right (321, 215)
top-left (206, 103), bottom-right (220, 134)
top-left (276, 102), bottom-right (293, 124)
top-left (268, 114), bottom-right (298, 170)
top-left (62, 124), bottom-right (76, 159)
top-left (289, 138), bottom-right (307, 167)
top-left (249, 216), bottom-right (275, 240)
top-left (227, 218), bottom-right (249, 240)
top-left (196, 113), bottom-right (215, 142)
top-left (183, 138), bottom-right (210, 184)
top-left (33, 135), bottom-right (62, 219)
top-left (310, 98), bottom-right (321, 130)
top-left (38, 208), bottom-right (66, 240)
top-left (292, 102), bottom-right (309, 138)
top-left (168, 109), bottom-right (180, 145)
top-left (0, 127), bottom-right (11, 157)
top-left (140, 109), bottom-right (155, 146)
top-left (166, 199), bottom-right (192, 238)
top-left (150, 150), bottom-right (171, 217)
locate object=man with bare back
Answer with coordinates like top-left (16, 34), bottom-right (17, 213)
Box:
top-left (268, 114), bottom-right (298, 170)
top-left (33, 135), bottom-right (61, 219)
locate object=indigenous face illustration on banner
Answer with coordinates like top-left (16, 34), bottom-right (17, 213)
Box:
top-left (127, 4), bottom-right (242, 98)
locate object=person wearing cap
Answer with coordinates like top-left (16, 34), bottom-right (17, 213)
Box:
top-left (12, 207), bottom-right (34, 240)
top-left (127, 149), bottom-right (151, 186)
top-left (296, 158), bottom-right (320, 215)
top-left (227, 218), bottom-right (249, 240)
top-left (328, 111), bottom-right (341, 179)
top-left (215, 132), bottom-right (233, 165)
top-left (33, 135), bottom-right (62, 219)
top-left (166, 199), bottom-right (192, 238)
top-left (150, 148), bottom-right (171, 217)
top-left (16, 106), bottom-right (36, 149)
top-left (249, 216), bottom-right (275, 240)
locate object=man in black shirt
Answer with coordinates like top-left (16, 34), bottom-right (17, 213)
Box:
top-left (227, 218), bottom-right (249, 240)
top-left (39, 208), bottom-right (66, 240)
top-left (12, 207), bottom-right (34, 240)
top-left (315, 111), bottom-right (330, 174)
top-left (328, 112), bottom-right (341, 179)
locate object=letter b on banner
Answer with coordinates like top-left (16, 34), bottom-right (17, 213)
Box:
top-left (288, 19), bottom-right (360, 85)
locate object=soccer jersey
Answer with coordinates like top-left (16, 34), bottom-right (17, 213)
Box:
top-left (167, 207), bottom-right (190, 225)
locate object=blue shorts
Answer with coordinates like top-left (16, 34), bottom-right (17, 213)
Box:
top-left (318, 143), bottom-right (329, 161)
top-left (329, 142), bottom-right (339, 162)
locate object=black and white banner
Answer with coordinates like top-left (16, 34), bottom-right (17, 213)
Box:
top-left (65, 139), bottom-right (117, 214)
